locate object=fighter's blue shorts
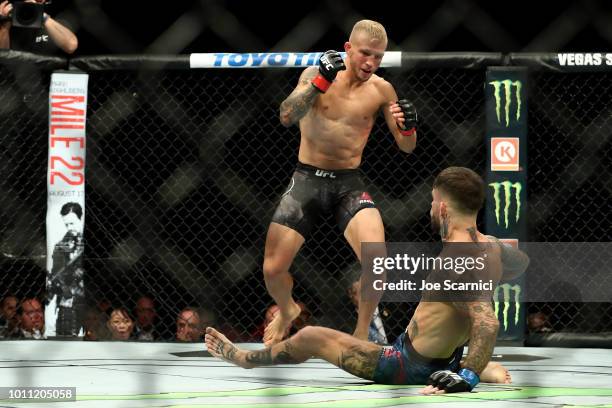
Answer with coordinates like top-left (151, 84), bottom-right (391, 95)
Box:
top-left (373, 332), bottom-right (464, 384)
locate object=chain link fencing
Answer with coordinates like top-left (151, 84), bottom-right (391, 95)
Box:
top-left (1, 52), bottom-right (610, 342)
top-left (527, 70), bottom-right (612, 334)
top-left (0, 56), bottom-right (67, 309)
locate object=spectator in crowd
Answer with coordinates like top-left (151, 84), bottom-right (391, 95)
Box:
top-left (107, 307), bottom-right (134, 341)
top-left (97, 298), bottom-right (112, 315)
top-left (134, 295), bottom-right (158, 341)
top-left (176, 307), bottom-right (203, 342)
top-left (0, 295), bottom-right (18, 338)
top-left (0, 0), bottom-right (77, 54)
top-left (528, 311), bottom-right (553, 333)
top-left (9, 297), bottom-right (45, 339)
top-left (347, 278), bottom-right (388, 345)
top-left (198, 308), bottom-right (217, 330)
top-left (83, 306), bottom-right (110, 341)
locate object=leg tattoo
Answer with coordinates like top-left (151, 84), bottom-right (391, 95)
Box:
top-left (339, 346), bottom-right (380, 380)
top-left (245, 348), bottom-right (273, 366)
top-left (216, 340), bottom-right (239, 363)
top-left (273, 340), bottom-right (302, 364)
top-left (243, 340), bottom-right (303, 367)
top-left (222, 343), bottom-right (238, 362)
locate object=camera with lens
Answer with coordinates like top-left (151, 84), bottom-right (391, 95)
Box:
top-left (7, 0), bottom-right (46, 28)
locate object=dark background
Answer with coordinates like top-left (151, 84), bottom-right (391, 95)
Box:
top-left (45, 0), bottom-right (612, 55)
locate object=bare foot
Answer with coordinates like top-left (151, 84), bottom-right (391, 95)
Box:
top-left (263, 302), bottom-right (301, 346)
top-left (480, 361), bottom-right (512, 384)
top-left (205, 327), bottom-right (251, 369)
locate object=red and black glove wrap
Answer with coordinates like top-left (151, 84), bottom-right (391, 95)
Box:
top-left (311, 50), bottom-right (346, 93)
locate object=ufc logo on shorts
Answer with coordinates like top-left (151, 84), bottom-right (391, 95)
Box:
top-left (315, 170), bottom-right (336, 178)
top-left (491, 137), bottom-right (519, 171)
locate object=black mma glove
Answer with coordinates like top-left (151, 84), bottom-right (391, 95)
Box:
top-left (396, 99), bottom-right (418, 136)
top-left (427, 368), bottom-right (480, 393)
top-left (311, 50), bottom-right (346, 93)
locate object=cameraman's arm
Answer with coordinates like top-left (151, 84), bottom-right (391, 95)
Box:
top-left (0, 1), bottom-right (11, 49)
top-left (43, 14), bottom-right (77, 54)
top-left (0, 24), bottom-right (9, 49)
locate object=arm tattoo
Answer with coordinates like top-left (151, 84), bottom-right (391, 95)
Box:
top-left (280, 68), bottom-right (319, 125)
top-left (458, 302), bottom-right (499, 374)
top-left (245, 348), bottom-right (273, 366)
top-left (338, 345), bottom-right (381, 380)
top-left (408, 318), bottom-right (419, 340)
top-left (272, 340), bottom-right (301, 364)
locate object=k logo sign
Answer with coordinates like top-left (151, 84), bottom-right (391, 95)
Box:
top-left (489, 80), bottom-right (522, 127)
top-left (491, 137), bottom-right (519, 171)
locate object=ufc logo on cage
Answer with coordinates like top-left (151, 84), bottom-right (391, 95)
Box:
top-left (491, 138), bottom-right (519, 171)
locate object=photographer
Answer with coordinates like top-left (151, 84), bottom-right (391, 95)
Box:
top-left (0, 0), bottom-right (77, 54)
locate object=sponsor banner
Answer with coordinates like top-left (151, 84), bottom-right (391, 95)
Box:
top-left (486, 67), bottom-right (527, 236)
top-left (488, 180), bottom-right (524, 230)
top-left (488, 79), bottom-right (523, 128)
top-left (46, 72), bottom-right (88, 337)
top-left (494, 239), bottom-right (522, 334)
top-left (486, 67), bottom-right (527, 340)
top-left (190, 51), bottom-right (402, 68)
top-left (557, 53), bottom-right (612, 67)
top-left (491, 137), bottom-right (519, 171)
top-left (508, 53), bottom-right (612, 73)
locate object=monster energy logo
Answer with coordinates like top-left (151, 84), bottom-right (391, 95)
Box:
top-left (489, 181), bottom-right (522, 229)
top-left (493, 283), bottom-right (521, 331)
top-left (489, 80), bottom-right (522, 127)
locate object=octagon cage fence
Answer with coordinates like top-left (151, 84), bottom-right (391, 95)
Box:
top-left (0, 50), bottom-right (610, 346)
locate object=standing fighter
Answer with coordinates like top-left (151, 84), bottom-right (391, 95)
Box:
top-left (207, 167), bottom-right (527, 392)
top-left (264, 19), bottom-right (417, 345)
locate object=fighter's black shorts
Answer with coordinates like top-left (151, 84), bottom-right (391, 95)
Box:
top-left (270, 162), bottom-right (377, 238)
